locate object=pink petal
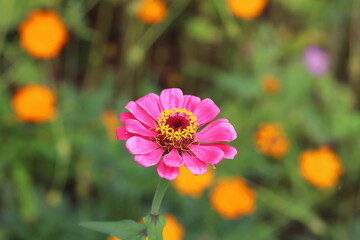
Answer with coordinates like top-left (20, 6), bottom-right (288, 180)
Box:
top-left (193, 98), bottom-right (220, 126)
top-left (183, 95), bottom-right (201, 112)
top-left (125, 136), bottom-right (159, 154)
top-left (160, 88), bottom-right (184, 110)
top-left (125, 101), bottom-right (156, 128)
top-left (157, 161), bottom-right (180, 180)
top-left (119, 112), bottom-right (134, 123)
top-left (198, 119), bottom-right (229, 134)
top-left (134, 148), bottom-right (164, 167)
top-left (125, 119), bottom-right (156, 137)
top-left (189, 145), bottom-right (224, 164)
top-left (136, 93), bottom-right (163, 120)
top-left (196, 120), bottom-right (237, 143)
top-left (163, 149), bottom-right (183, 167)
top-left (117, 126), bottom-right (132, 140)
top-left (206, 144), bottom-right (237, 159)
top-left (182, 152), bottom-right (207, 175)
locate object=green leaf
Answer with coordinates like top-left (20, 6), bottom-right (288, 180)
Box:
top-left (80, 220), bottom-right (146, 240)
top-left (13, 163), bottom-right (38, 222)
top-left (143, 214), bottom-right (166, 240)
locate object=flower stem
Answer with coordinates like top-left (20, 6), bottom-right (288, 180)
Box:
top-left (150, 178), bottom-right (169, 215)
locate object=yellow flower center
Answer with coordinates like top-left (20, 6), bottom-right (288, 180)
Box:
top-left (155, 108), bottom-right (199, 151)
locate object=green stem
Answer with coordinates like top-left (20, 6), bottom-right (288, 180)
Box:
top-left (150, 178), bottom-right (169, 215)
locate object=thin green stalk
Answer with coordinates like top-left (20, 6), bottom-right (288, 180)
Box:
top-left (150, 178), bottom-right (169, 215)
top-left (146, 178), bottom-right (169, 240)
top-left (211, 0), bottom-right (240, 39)
top-left (85, 1), bottom-right (114, 90)
top-left (42, 61), bottom-right (71, 197)
top-left (137, 0), bottom-right (192, 52)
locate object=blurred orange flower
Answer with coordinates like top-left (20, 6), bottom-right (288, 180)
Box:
top-left (254, 123), bottom-right (289, 159)
top-left (227, 0), bottom-right (268, 20)
top-left (108, 237), bottom-right (120, 240)
top-left (11, 84), bottom-right (56, 123)
top-left (163, 214), bottom-right (184, 240)
top-left (19, 10), bottom-right (68, 58)
top-left (173, 165), bottom-right (214, 198)
top-left (210, 176), bottom-right (256, 219)
top-left (299, 146), bottom-right (343, 189)
top-left (108, 214), bottom-right (184, 240)
top-left (262, 75), bottom-right (280, 94)
top-left (137, 0), bottom-right (167, 24)
top-left (101, 110), bottom-right (119, 140)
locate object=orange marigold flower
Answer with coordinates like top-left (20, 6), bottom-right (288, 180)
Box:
top-left (137, 0), bottom-right (167, 24)
top-left (19, 10), bottom-right (68, 58)
top-left (173, 165), bottom-right (214, 198)
top-left (108, 237), bottom-right (120, 240)
top-left (107, 236), bottom-right (121, 240)
top-left (254, 123), bottom-right (289, 159)
top-left (11, 84), bottom-right (56, 123)
top-left (163, 214), bottom-right (185, 240)
top-left (299, 146), bottom-right (343, 189)
top-left (262, 75), bottom-right (280, 94)
top-left (101, 110), bottom-right (120, 140)
top-left (210, 176), bottom-right (256, 219)
top-left (227, 0), bottom-right (268, 20)
top-left (108, 214), bottom-right (184, 240)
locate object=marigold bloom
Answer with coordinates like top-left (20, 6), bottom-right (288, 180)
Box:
top-left (227, 0), bottom-right (268, 20)
top-left (11, 84), bottom-right (56, 123)
top-left (101, 110), bottom-right (120, 140)
top-left (262, 75), bottom-right (280, 94)
top-left (108, 237), bottom-right (120, 240)
top-left (137, 0), bottom-right (167, 24)
top-left (254, 123), bottom-right (289, 159)
top-left (117, 88), bottom-right (237, 180)
top-left (299, 146), bottom-right (343, 189)
top-left (303, 45), bottom-right (330, 77)
top-left (163, 214), bottom-right (184, 240)
top-left (173, 165), bottom-right (214, 198)
top-left (210, 176), bottom-right (256, 219)
top-left (108, 214), bottom-right (184, 240)
top-left (19, 10), bottom-right (68, 58)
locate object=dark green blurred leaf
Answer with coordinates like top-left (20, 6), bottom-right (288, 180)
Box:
top-left (12, 163), bottom-right (39, 222)
top-left (80, 220), bottom-right (146, 240)
top-left (185, 17), bottom-right (221, 43)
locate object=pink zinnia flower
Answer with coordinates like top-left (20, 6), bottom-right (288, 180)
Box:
top-left (117, 88), bottom-right (237, 180)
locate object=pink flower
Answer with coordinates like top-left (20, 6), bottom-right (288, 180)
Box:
top-left (117, 88), bottom-right (237, 180)
top-left (303, 45), bottom-right (330, 77)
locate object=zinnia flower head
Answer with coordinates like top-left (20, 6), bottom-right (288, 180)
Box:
top-left (11, 84), bottom-right (56, 123)
top-left (303, 45), bottom-right (330, 77)
top-left (137, 0), bottom-right (167, 24)
top-left (227, 0), bottom-right (268, 20)
top-left (209, 176), bottom-right (256, 219)
top-left (262, 75), bottom-right (280, 94)
top-left (117, 88), bottom-right (237, 180)
top-left (173, 165), bottom-right (214, 198)
top-left (299, 146), bottom-right (343, 189)
top-left (19, 10), bottom-right (68, 58)
top-left (107, 213), bottom-right (184, 240)
top-left (254, 123), bottom-right (289, 159)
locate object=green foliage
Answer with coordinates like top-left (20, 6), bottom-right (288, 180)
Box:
top-left (1, 0), bottom-right (360, 239)
top-left (81, 220), bottom-right (146, 240)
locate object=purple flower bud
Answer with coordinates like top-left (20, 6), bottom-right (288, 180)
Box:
top-left (303, 45), bottom-right (330, 77)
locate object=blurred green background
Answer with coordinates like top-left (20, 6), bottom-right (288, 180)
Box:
top-left (1, 0), bottom-right (360, 239)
